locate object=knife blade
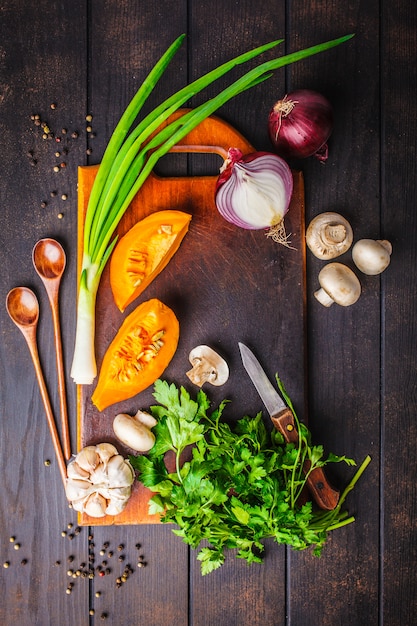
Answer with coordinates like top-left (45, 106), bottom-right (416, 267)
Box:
top-left (238, 342), bottom-right (339, 511)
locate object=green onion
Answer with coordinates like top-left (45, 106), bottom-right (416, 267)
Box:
top-left (71, 33), bottom-right (354, 384)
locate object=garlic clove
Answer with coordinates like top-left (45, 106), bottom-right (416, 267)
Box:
top-left (352, 239), bottom-right (392, 275)
top-left (75, 446), bottom-right (100, 473)
top-left (105, 487), bottom-right (132, 515)
top-left (84, 492), bottom-right (108, 518)
top-left (106, 455), bottom-right (135, 486)
top-left (66, 460), bottom-right (90, 480)
top-left (65, 478), bottom-right (92, 503)
top-left (96, 442), bottom-right (119, 464)
top-left (71, 499), bottom-right (86, 513)
top-left (306, 212), bottom-right (353, 260)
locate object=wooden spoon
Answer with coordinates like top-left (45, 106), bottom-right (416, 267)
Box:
top-left (32, 238), bottom-right (71, 460)
top-left (6, 287), bottom-right (67, 486)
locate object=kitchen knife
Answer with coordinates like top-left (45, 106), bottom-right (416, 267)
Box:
top-left (238, 342), bottom-right (339, 511)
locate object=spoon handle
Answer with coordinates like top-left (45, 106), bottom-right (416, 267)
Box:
top-left (49, 294), bottom-right (71, 460)
top-left (25, 328), bottom-right (67, 487)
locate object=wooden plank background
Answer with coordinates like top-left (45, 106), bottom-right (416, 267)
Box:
top-left (0, 1), bottom-right (416, 625)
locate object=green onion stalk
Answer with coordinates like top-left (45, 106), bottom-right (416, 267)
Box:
top-left (70, 33), bottom-right (354, 385)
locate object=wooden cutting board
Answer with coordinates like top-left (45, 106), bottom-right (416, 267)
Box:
top-left (76, 112), bottom-right (306, 526)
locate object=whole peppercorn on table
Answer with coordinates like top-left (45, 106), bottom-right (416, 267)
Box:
top-left (1, 1), bottom-right (416, 625)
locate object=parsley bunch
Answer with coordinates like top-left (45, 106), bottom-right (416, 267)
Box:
top-left (130, 380), bottom-right (370, 575)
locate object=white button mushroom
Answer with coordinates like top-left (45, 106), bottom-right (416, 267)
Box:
top-left (113, 410), bottom-right (157, 453)
top-left (314, 262), bottom-right (361, 307)
top-left (306, 212), bottom-right (353, 259)
top-left (186, 345), bottom-right (229, 387)
top-left (352, 239), bottom-right (392, 275)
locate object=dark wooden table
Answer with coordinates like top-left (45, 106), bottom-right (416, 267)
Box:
top-left (1, 2), bottom-right (416, 625)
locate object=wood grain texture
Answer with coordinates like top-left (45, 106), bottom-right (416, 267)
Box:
top-left (381, 1), bottom-right (417, 624)
top-left (0, 0), bottom-right (416, 624)
top-left (288, 1), bottom-right (382, 621)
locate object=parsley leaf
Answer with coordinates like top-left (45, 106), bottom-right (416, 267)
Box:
top-left (130, 379), bottom-right (370, 575)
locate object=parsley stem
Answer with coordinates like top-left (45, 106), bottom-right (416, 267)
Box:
top-left (323, 516), bottom-right (356, 532)
top-left (176, 449), bottom-right (184, 484)
top-left (332, 454), bottom-right (372, 515)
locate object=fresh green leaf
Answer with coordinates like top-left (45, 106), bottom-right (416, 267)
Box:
top-left (197, 547), bottom-right (225, 575)
top-left (131, 380), bottom-right (368, 575)
top-left (129, 454), bottom-right (167, 487)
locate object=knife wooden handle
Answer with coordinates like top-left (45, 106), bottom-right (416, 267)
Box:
top-left (271, 407), bottom-right (339, 511)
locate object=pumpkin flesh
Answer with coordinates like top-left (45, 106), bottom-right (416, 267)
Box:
top-left (110, 210), bottom-right (191, 312)
top-left (92, 298), bottom-right (180, 411)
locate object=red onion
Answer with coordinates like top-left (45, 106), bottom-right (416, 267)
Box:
top-left (215, 148), bottom-right (293, 242)
top-left (268, 89), bottom-right (333, 161)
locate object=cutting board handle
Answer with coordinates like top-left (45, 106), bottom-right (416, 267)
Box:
top-left (156, 108), bottom-right (255, 159)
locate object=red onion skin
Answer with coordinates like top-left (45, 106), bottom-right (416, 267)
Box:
top-left (215, 149), bottom-right (293, 230)
top-left (216, 148), bottom-right (273, 186)
top-left (268, 89), bottom-right (333, 161)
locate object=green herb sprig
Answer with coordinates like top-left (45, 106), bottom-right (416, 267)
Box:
top-left (130, 380), bottom-right (371, 575)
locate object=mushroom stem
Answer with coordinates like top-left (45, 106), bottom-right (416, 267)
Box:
top-left (187, 359), bottom-right (217, 387)
top-left (322, 223), bottom-right (347, 245)
top-left (314, 287), bottom-right (337, 307)
top-left (186, 345), bottom-right (229, 387)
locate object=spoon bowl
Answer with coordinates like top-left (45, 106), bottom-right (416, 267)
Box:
top-left (32, 238), bottom-right (71, 460)
top-left (6, 286), bottom-right (39, 328)
top-left (6, 287), bottom-right (67, 485)
top-left (33, 238), bottom-right (66, 283)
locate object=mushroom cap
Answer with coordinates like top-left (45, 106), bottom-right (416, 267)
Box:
top-left (315, 262), bottom-right (361, 307)
top-left (188, 345), bottom-right (229, 386)
top-left (113, 412), bottom-right (156, 453)
top-left (306, 212), bottom-right (353, 260)
top-left (352, 239), bottom-right (392, 275)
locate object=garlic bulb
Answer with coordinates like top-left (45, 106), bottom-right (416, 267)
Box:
top-left (65, 443), bottom-right (135, 518)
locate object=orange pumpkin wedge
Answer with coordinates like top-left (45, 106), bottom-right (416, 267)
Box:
top-left (92, 298), bottom-right (180, 411)
top-left (110, 210), bottom-right (192, 312)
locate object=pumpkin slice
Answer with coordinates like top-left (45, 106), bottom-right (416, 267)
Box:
top-left (110, 210), bottom-right (192, 312)
top-left (92, 298), bottom-right (180, 411)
